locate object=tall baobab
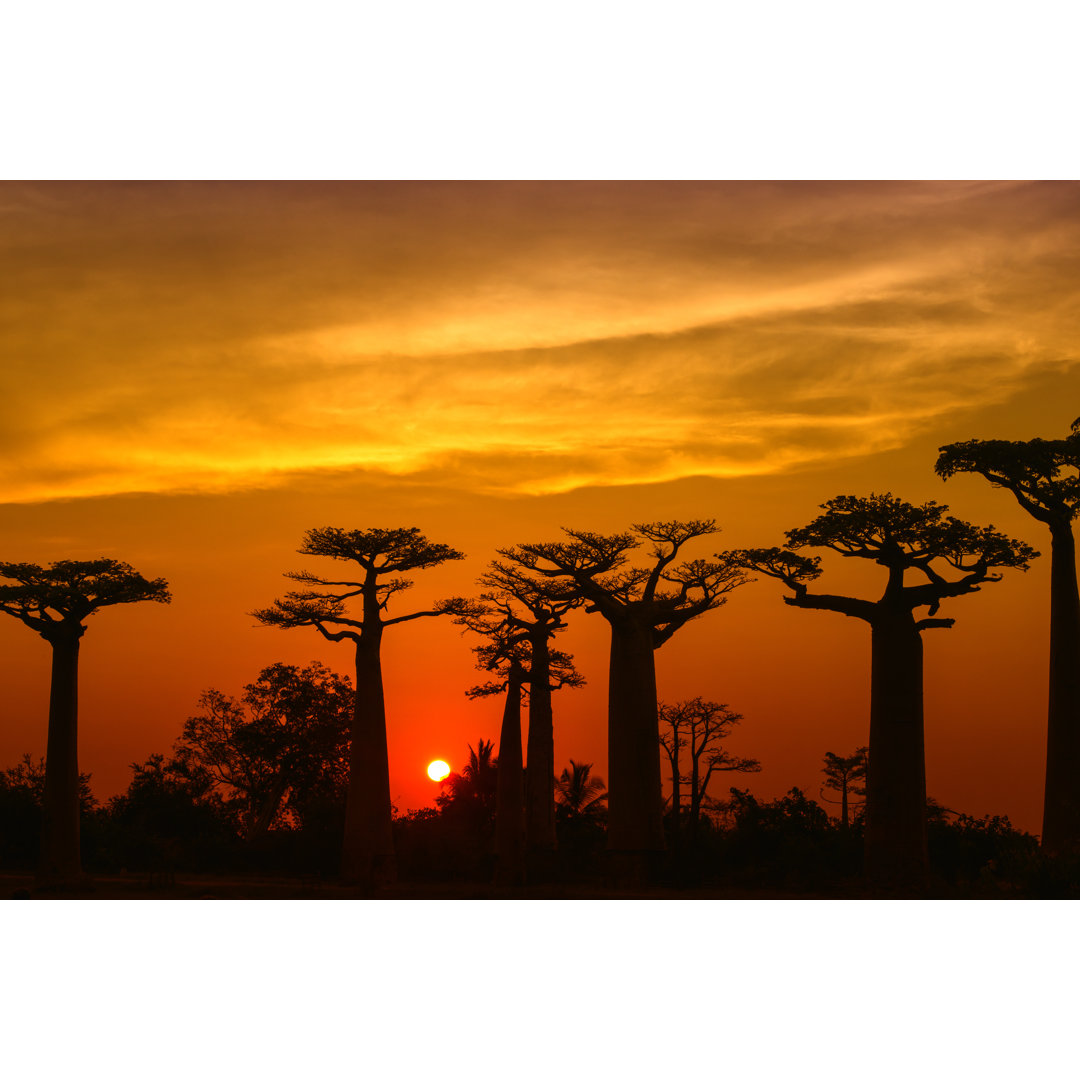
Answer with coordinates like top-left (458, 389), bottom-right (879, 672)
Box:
top-left (477, 557), bottom-right (581, 875)
top-left (658, 697), bottom-right (760, 848)
top-left (0, 558), bottom-right (170, 886)
top-left (460, 605), bottom-right (583, 884)
top-left (515, 520), bottom-right (750, 876)
top-left (937, 419), bottom-right (1080, 853)
top-left (726, 494), bottom-right (1035, 884)
top-left (253, 526), bottom-right (475, 887)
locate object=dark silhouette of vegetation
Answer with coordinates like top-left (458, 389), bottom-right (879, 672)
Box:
top-left (658, 698), bottom-right (760, 855)
top-left (0, 558), bottom-right (170, 887)
top-left (821, 747), bottom-right (868, 828)
top-left (725, 494), bottom-right (1036, 885)
top-left (513, 521), bottom-right (750, 877)
top-left (937, 419), bottom-right (1080, 854)
top-left (252, 526), bottom-right (477, 887)
top-left (171, 661), bottom-right (353, 840)
top-left (554, 760), bottom-right (608, 872)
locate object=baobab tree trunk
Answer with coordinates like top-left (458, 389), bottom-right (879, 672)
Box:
top-left (606, 618), bottom-right (665, 878)
top-left (865, 616), bottom-right (928, 886)
top-left (1043, 522), bottom-right (1080, 853)
top-left (342, 638), bottom-right (396, 887)
top-left (495, 670), bottom-right (525, 885)
top-left (39, 630), bottom-right (84, 887)
top-left (524, 633), bottom-right (557, 880)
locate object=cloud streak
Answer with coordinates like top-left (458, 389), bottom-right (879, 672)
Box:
top-left (3, 180), bottom-right (1079, 503)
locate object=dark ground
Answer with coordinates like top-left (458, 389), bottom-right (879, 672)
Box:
top-left (1, 871), bottom-right (1006, 900)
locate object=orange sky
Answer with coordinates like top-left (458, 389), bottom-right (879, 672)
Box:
top-left (2, 180), bottom-right (1079, 832)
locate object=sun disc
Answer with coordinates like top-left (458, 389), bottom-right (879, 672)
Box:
top-left (427, 759), bottom-right (451, 782)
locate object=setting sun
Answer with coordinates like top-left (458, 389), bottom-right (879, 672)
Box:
top-left (427, 759), bottom-right (451, 782)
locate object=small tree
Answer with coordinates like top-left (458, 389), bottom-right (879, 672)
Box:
top-left (726, 494), bottom-right (1036, 884)
top-left (937, 419), bottom-right (1080, 853)
top-left (659, 698), bottom-right (761, 848)
top-left (253, 527), bottom-right (473, 886)
top-left (515, 521), bottom-right (749, 874)
top-left (821, 747), bottom-right (868, 828)
top-left (0, 559), bottom-right (170, 886)
top-left (172, 661), bottom-right (353, 838)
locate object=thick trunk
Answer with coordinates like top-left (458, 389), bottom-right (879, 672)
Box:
top-left (39, 632), bottom-right (84, 886)
top-left (341, 638), bottom-right (396, 886)
top-left (494, 671), bottom-right (525, 884)
top-left (1042, 522), bottom-right (1080, 853)
top-left (865, 615), bottom-right (928, 885)
top-left (606, 617), bottom-right (665, 858)
top-left (524, 633), bottom-right (557, 877)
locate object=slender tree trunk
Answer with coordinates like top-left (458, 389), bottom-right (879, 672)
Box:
top-left (39, 630), bottom-right (84, 886)
top-left (668, 745), bottom-right (682, 858)
top-left (1043, 522), bottom-right (1080, 853)
top-left (341, 637), bottom-right (396, 887)
top-left (524, 633), bottom-right (557, 879)
top-left (841, 779), bottom-right (849, 829)
top-left (495, 670), bottom-right (525, 885)
top-left (248, 773), bottom-right (290, 842)
top-left (865, 615), bottom-right (928, 885)
top-left (606, 617), bottom-right (665, 870)
top-left (689, 748), bottom-right (702, 847)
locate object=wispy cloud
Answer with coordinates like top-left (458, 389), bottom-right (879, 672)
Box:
top-left (3, 180), bottom-right (1078, 503)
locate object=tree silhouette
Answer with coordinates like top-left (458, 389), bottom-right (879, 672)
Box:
top-left (437, 739), bottom-right (499, 827)
top-left (515, 520), bottom-right (749, 873)
top-left (725, 494), bottom-right (1036, 884)
top-left (937, 419), bottom-right (1080, 853)
top-left (172, 661), bottom-right (353, 839)
top-left (554, 760), bottom-right (608, 823)
top-left (658, 697), bottom-right (760, 848)
top-left (821, 747), bottom-right (868, 828)
top-left (0, 558), bottom-right (170, 886)
top-left (463, 559), bottom-right (583, 877)
top-left (252, 526), bottom-right (474, 887)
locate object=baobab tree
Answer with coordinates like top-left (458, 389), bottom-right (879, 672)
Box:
top-left (515, 520), bottom-right (750, 874)
top-left (937, 419), bottom-right (1080, 853)
top-left (461, 604), bottom-right (583, 884)
top-left (821, 747), bottom-right (868, 828)
top-left (725, 494), bottom-right (1036, 885)
top-left (0, 558), bottom-right (171, 886)
top-left (658, 697), bottom-right (760, 848)
top-left (253, 526), bottom-right (475, 887)
top-left (476, 557), bottom-right (581, 874)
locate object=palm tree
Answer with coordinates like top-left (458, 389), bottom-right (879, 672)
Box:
top-left (555, 760), bottom-right (608, 822)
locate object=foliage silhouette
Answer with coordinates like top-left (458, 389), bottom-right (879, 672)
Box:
top-left (252, 526), bottom-right (478, 887)
top-left (658, 698), bottom-right (760, 854)
top-left (937, 418), bottom-right (1080, 854)
top-left (0, 755), bottom-right (96, 869)
top-left (724, 494), bottom-right (1036, 885)
top-left (172, 661), bottom-right (353, 839)
top-left (821, 747), bottom-right (868, 828)
top-left (554, 760), bottom-right (608, 874)
top-left (0, 558), bottom-right (170, 886)
top-left (513, 521), bottom-right (749, 873)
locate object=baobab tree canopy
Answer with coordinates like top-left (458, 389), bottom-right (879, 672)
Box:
top-left (0, 559), bottom-right (171, 636)
top-left (730, 494), bottom-right (1038, 626)
top-left (935, 419), bottom-right (1080, 524)
top-left (514, 520), bottom-right (749, 644)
